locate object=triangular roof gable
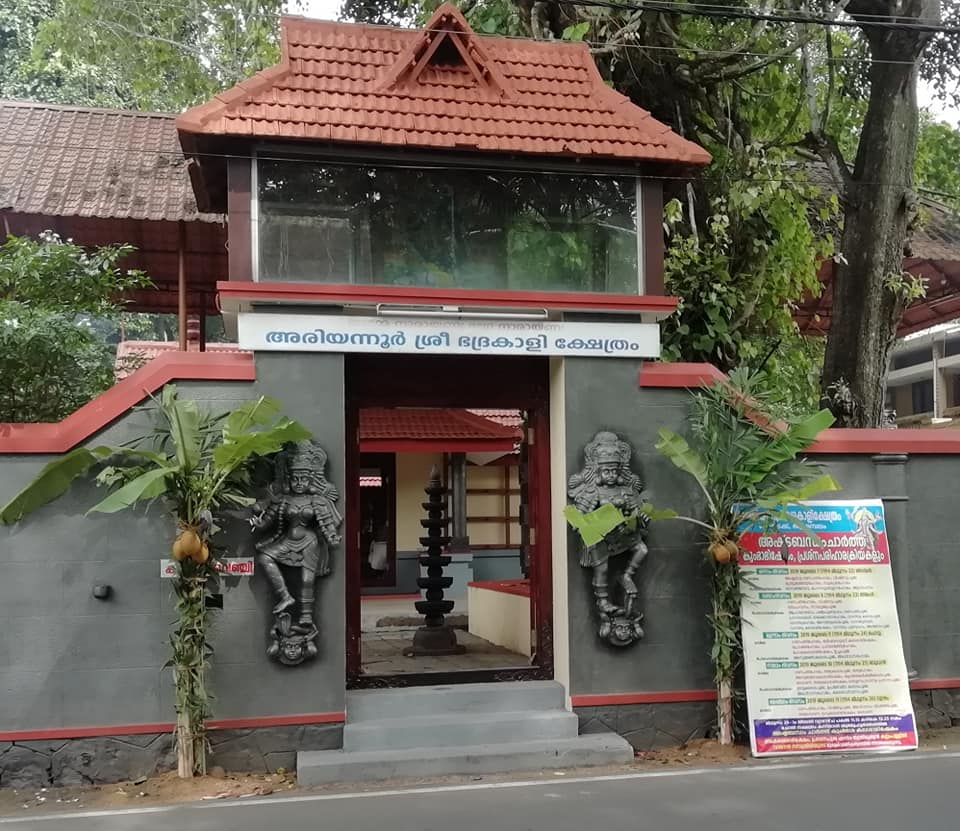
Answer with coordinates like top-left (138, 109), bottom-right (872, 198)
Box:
top-left (377, 4), bottom-right (511, 97)
top-left (176, 10), bottom-right (711, 167)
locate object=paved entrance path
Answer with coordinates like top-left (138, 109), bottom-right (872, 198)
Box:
top-left (362, 629), bottom-right (529, 673)
top-left (3, 751), bottom-right (956, 830)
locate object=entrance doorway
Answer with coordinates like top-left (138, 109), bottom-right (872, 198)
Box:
top-left (345, 355), bottom-right (553, 687)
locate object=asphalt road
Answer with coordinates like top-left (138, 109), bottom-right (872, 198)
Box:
top-left (2, 752), bottom-right (957, 831)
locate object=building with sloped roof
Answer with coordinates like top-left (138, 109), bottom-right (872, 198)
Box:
top-left (5, 3), bottom-right (952, 788)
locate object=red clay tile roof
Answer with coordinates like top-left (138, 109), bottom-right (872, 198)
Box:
top-left (360, 407), bottom-right (521, 446)
top-left (176, 4), bottom-right (710, 166)
top-left (114, 340), bottom-right (244, 378)
top-left (467, 408), bottom-right (524, 427)
top-left (0, 100), bottom-right (220, 223)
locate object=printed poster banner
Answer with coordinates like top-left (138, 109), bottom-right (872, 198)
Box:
top-left (738, 500), bottom-right (917, 757)
top-left (238, 312), bottom-right (661, 358)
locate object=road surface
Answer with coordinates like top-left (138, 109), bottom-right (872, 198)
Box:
top-left (2, 751), bottom-right (956, 830)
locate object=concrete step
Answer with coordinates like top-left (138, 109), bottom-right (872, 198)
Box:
top-left (298, 733), bottom-right (634, 786)
top-left (346, 681), bottom-right (565, 721)
top-left (342, 709), bottom-right (579, 751)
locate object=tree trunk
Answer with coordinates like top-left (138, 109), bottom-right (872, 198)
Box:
top-left (718, 678), bottom-right (734, 746)
top-left (821, 7), bottom-right (936, 426)
top-left (176, 697), bottom-right (195, 778)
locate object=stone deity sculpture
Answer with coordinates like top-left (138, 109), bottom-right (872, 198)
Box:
top-left (250, 440), bottom-right (342, 666)
top-left (568, 431), bottom-right (649, 647)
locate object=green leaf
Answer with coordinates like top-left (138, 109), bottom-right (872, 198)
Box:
top-left (639, 503), bottom-right (680, 522)
top-left (757, 474), bottom-right (841, 509)
top-left (561, 21), bottom-right (590, 41)
top-left (86, 467), bottom-right (171, 515)
top-left (563, 503), bottom-right (628, 546)
top-left (212, 419), bottom-right (311, 473)
top-left (222, 396), bottom-right (284, 441)
top-left (161, 385), bottom-right (201, 472)
top-left (0, 445), bottom-right (111, 524)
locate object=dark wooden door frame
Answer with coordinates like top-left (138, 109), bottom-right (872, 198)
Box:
top-left (344, 354), bottom-right (553, 687)
top-left (358, 452), bottom-right (398, 590)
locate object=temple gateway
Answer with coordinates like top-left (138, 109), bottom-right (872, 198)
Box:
top-left (2, 4), bottom-right (954, 788)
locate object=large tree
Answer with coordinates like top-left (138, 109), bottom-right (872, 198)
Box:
top-left (806, 0), bottom-right (943, 426)
top-left (371, 0), bottom-right (958, 424)
top-left (2, 0), bottom-right (290, 111)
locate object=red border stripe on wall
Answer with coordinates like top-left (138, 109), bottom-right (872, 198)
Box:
top-left (571, 690), bottom-right (718, 706)
top-left (638, 361), bottom-right (960, 455)
top-left (0, 712), bottom-right (346, 742)
top-left (0, 352), bottom-right (256, 454)
top-left (572, 679), bottom-right (960, 708)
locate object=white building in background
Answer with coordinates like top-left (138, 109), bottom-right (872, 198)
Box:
top-left (888, 323), bottom-right (960, 426)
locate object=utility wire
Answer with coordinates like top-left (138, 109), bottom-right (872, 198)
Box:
top-left (561, 0), bottom-right (960, 35)
top-left (88, 0), bottom-right (957, 28)
top-left (0, 137), bottom-right (957, 203)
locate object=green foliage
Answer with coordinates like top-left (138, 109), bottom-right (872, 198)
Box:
top-left (0, 233), bottom-right (149, 423)
top-left (562, 21), bottom-right (590, 42)
top-left (0, 306), bottom-right (113, 422)
top-left (0, 0), bottom-right (127, 105)
top-left (649, 369), bottom-right (839, 743)
top-left (3, 0), bottom-right (287, 111)
top-left (563, 503), bottom-right (636, 547)
top-left (916, 117), bottom-right (960, 212)
top-left (0, 386), bottom-right (311, 775)
top-left (0, 232), bottom-right (146, 312)
top-left (661, 149), bottom-right (838, 415)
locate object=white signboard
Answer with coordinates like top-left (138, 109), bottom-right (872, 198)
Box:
top-left (161, 558), bottom-right (255, 578)
top-left (238, 312), bottom-right (660, 358)
top-left (739, 500), bottom-right (917, 757)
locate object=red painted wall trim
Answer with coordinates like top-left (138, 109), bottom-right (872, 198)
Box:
top-left (638, 361), bottom-right (960, 455)
top-left (217, 281), bottom-right (679, 316)
top-left (0, 712), bottom-right (346, 742)
top-left (572, 679), bottom-right (960, 708)
top-left (637, 362), bottom-right (726, 389)
top-left (571, 690), bottom-right (718, 706)
top-left (909, 678), bottom-right (960, 690)
top-left (0, 352), bottom-right (256, 455)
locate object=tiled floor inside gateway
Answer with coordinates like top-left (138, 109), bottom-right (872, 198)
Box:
top-left (360, 597), bottom-right (530, 675)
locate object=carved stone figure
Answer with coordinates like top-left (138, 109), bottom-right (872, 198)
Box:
top-left (568, 431), bottom-right (649, 647)
top-left (250, 440), bottom-right (342, 666)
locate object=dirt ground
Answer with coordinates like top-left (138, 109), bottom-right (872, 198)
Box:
top-left (2, 728), bottom-right (958, 817)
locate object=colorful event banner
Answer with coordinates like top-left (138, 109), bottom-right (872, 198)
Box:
top-left (739, 500), bottom-right (917, 757)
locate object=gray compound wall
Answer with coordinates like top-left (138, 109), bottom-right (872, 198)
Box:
top-left (0, 353), bottom-right (347, 787)
top-left (5, 352), bottom-right (960, 782)
top-left (562, 359), bottom-right (960, 748)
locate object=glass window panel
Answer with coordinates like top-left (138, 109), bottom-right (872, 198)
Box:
top-left (257, 159), bottom-right (639, 294)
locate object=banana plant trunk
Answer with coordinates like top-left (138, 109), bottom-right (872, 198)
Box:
top-left (718, 679), bottom-right (734, 746)
top-left (176, 707), bottom-right (195, 778)
top-left (172, 565), bottom-right (211, 778)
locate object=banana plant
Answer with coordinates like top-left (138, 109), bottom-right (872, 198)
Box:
top-left (1, 385), bottom-right (310, 777)
top-left (645, 369), bottom-right (839, 746)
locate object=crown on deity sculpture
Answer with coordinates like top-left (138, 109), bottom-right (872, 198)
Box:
top-left (286, 440), bottom-right (328, 473)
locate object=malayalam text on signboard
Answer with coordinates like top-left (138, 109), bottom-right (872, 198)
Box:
top-left (739, 500), bottom-right (917, 757)
top-left (238, 313), bottom-right (661, 358)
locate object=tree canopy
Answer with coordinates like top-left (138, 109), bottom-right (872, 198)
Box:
top-left (347, 0), bottom-right (959, 421)
top-left (0, 233), bottom-right (149, 422)
top-left (0, 0), bottom-right (289, 111)
top-left (3, 0), bottom-right (960, 421)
